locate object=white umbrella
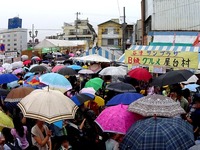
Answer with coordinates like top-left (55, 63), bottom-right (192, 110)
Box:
top-left (17, 89), bottom-right (78, 124)
top-left (181, 75), bottom-right (198, 84)
top-left (21, 55), bottom-right (29, 61)
top-left (75, 54), bottom-right (111, 63)
top-left (12, 61), bottom-right (24, 69)
top-left (78, 69), bottom-right (94, 74)
top-left (99, 66), bottom-right (127, 76)
top-left (2, 63), bottom-right (12, 73)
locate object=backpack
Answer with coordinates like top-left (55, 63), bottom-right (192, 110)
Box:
top-left (6, 139), bottom-right (22, 150)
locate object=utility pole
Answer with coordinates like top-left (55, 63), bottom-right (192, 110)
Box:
top-left (122, 7), bottom-right (127, 53)
top-left (75, 12), bottom-right (81, 40)
top-left (29, 24), bottom-right (38, 57)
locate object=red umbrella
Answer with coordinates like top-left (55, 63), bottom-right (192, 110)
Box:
top-left (23, 60), bottom-right (31, 65)
top-left (51, 65), bottom-right (65, 73)
top-left (128, 68), bottom-right (152, 81)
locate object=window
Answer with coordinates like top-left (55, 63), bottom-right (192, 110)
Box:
top-left (7, 44), bottom-right (10, 46)
top-left (14, 34), bottom-right (17, 37)
top-left (14, 43), bottom-right (17, 46)
top-left (3, 35), bottom-right (5, 38)
top-left (107, 39), bottom-right (114, 45)
top-left (14, 48), bottom-right (17, 51)
top-left (14, 39), bottom-right (17, 41)
top-left (7, 48), bottom-right (10, 51)
top-left (7, 35), bottom-right (10, 37)
top-left (102, 29), bottom-right (108, 34)
top-left (7, 39), bottom-right (10, 42)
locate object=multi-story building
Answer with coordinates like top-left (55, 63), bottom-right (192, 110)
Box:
top-left (141, 0), bottom-right (200, 45)
top-left (0, 28), bottom-right (27, 55)
top-left (62, 19), bottom-right (96, 48)
top-left (135, 19), bottom-right (142, 45)
top-left (97, 19), bottom-right (134, 49)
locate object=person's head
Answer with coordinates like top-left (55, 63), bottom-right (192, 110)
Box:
top-left (60, 136), bottom-right (70, 148)
top-left (169, 89), bottom-right (177, 100)
top-left (1, 127), bottom-right (14, 143)
top-left (36, 120), bottom-right (45, 127)
top-left (176, 89), bottom-right (183, 100)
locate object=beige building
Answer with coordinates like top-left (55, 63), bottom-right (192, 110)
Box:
top-left (62, 19), bottom-right (96, 48)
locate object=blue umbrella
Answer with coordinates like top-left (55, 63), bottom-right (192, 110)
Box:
top-left (24, 72), bottom-right (35, 79)
top-left (120, 117), bottom-right (195, 150)
top-left (71, 93), bottom-right (95, 106)
top-left (67, 65), bottom-right (82, 70)
top-left (39, 73), bottom-right (72, 91)
top-left (183, 84), bottom-right (200, 92)
top-left (0, 73), bottom-right (18, 84)
top-left (106, 93), bottom-right (143, 106)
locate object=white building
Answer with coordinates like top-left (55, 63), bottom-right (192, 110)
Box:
top-left (0, 28), bottom-right (27, 55)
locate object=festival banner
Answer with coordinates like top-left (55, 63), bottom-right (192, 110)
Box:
top-left (125, 50), bottom-right (198, 69)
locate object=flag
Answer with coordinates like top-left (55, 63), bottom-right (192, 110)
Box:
top-left (193, 33), bottom-right (200, 46)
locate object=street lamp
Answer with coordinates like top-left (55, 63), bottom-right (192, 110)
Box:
top-left (29, 24), bottom-right (38, 57)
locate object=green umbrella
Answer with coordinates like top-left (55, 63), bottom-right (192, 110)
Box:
top-left (85, 77), bottom-right (103, 91)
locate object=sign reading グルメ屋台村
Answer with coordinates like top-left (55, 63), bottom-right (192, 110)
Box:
top-left (125, 50), bottom-right (198, 69)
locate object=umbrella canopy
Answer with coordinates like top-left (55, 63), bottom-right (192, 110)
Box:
top-left (57, 67), bottom-right (77, 76)
top-left (181, 75), bottom-right (198, 84)
top-left (31, 56), bottom-right (41, 61)
top-left (39, 73), bottom-right (72, 91)
top-left (128, 94), bottom-right (185, 117)
top-left (79, 87), bottom-right (96, 95)
top-left (21, 55), bottom-right (29, 61)
top-left (0, 110), bottom-right (14, 130)
top-left (51, 65), bottom-right (65, 73)
top-left (99, 66), bottom-right (127, 76)
top-left (106, 93), bottom-right (143, 106)
top-left (5, 87), bottom-right (34, 102)
top-left (25, 75), bottom-right (40, 86)
top-left (12, 68), bottom-right (24, 75)
top-left (0, 88), bottom-right (9, 97)
top-left (24, 72), bottom-right (35, 79)
top-left (88, 64), bottom-right (102, 73)
top-left (2, 63), bottom-right (12, 73)
top-left (67, 65), bottom-right (82, 70)
top-left (23, 60), bottom-right (31, 66)
top-left (95, 104), bottom-right (143, 134)
top-left (30, 65), bottom-right (48, 73)
top-left (183, 84), bottom-right (200, 92)
top-left (84, 95), bottom-right (105, 107)
top-left (78, 69), bottom-right (94, 74)
top-left (120, 117), bottom-right (195, 150)
top-left (17, 89), bottom-right (78, 124)
top-left (11, 61), bottom-right (23, 69)
top-left (0, 73), bottom-right (18, 84)
top-left (106, 82), bottom-right (136, 93)
top-left (71, 93), bottom-right (95, 106)
top-left (0, 67), bottom-right (5, 74)
top-left (75, 54), bottom-right (111, 63)
top-left (151, 70), bottom-right (194, 87)
top-left (85, 77), bottom-right (103, 91)
top-left (128, 68), bottom-right (152, 81)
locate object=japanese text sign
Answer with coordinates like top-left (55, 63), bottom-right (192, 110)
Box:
top-left (125, 50), bottom-right (198, 69)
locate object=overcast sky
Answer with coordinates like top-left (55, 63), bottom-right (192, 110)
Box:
top-left (0, 0), bottom-right (141, 40)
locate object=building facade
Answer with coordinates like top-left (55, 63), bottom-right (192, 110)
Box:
top-left (62, 19), bottom-right (96, 48)
top-left (0, 28), bottom-right (27, 54)
top-left (141, 0), bottom-right (200, 44)
top-left (97, 19), bottom-right (123, 48)
top-left (135, 19), bottom-right (142, 45)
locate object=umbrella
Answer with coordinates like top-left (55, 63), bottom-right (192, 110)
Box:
top-left (0, 88), bottom-right (9, 97)
top-left (21, 55), bottom-right (29, 61)
top-left (17, 89), bottom-right (78, 124)
top-left (181, 75), bottom-right (198, 84)
top-left (30, 65), bottom-right (48, 73)
top-left (2, 63), bottom-right (12, 73)
top-left (31, 56), bottom-right (41, 61)
top-left (106, 82), bottom-right (136, 93)
top-left (120, 117), bottom-right (195, 150)
top-left (99, 66), bottom-right (127, 76)
top-left (25, 75), bottom-right (40, 86)
top-left (57, 67), bottom-right (77, 76)
top-left (128, 68), bottom-right (152, 81)
top-left (0, 67), bottom-right (5, 74)
top-left (39, 73), bottom-right (72, 91)
top-left (106, 93), bottom-right (143, 106)
top-left (51, 65), bottom-right (64, 73)
top-left (71, 93), bottom-right (95, 106)
top-left (7, 81), bottom-right (20, 89)
top-left (0, 73), bottom-right (18, 84)
top-left (12, 68), bottom-right (24, 75)
top-left (183, 84), bottom-right (200, 92)
top-left (75, 54), bottom-right (111, 63)
top-left (84, 95), bottom-right (105, 107)
top-left (78, 69), bottom-right (94, 74)
top-left (45, 54), bottom-right (54, 59)
top-left (85, 77), bottom-right (103, 91)
top-left (89, 64), bottom-right (102, 73)
top-left (0, 110), bottom-right (14, 130)
top-left (23, 60), bottom-right (31, 66)
top-left (11, 61), bottom-right (23, 69)
top-left (95, 104), bottom-right (143, 134)
top-left (67, 65), bottom-right (82, 70)
top-left (5, 87), bottom-right (34, 103)
top-left (128, 94), bottom-right (185, 117)
top-left (24, 72), bottom-right (35, 79)
top-left (79, 87), bottom-right (96, 95)
top-left (151, 70), bottom-right (194, 87)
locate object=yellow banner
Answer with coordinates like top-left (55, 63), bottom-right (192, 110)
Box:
top-left (125, 50), bottom-right (198, 69)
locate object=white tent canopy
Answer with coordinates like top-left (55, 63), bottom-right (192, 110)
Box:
top-left (74, 54), bottom-right (111, 63)
top-left (35, 39), bottom-right (77, 49)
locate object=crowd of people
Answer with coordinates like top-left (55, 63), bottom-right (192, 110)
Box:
top-left (0, 56), bottom-right (200, 150)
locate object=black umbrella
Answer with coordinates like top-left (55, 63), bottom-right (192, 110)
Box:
top-left (71, 93), bottom-right (95, 106)
top-left (30, 65), bottom-right (48, 73)
top-left (0, 88), bottom-right (9, 97)
top-left (57, 67), bottom-right (77, 76)
top-left (45, 54), bottom-right (54, 59)
top-left (106, 82), bottom-right (136, 93)
top-left (151, 70), bottom-right (194, 87)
